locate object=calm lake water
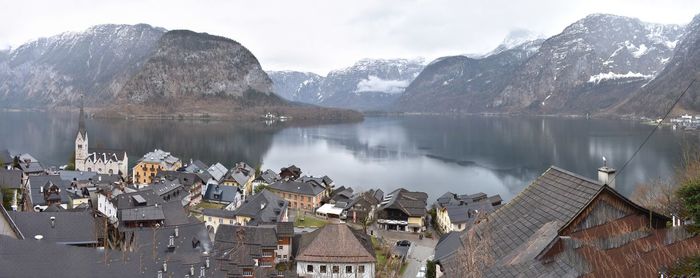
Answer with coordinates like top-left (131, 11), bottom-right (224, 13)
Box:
top-left (0, 111), bottom-right (695, 201)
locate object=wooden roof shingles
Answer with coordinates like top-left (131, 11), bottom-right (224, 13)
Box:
top-left (296, 224), bottom-right (376, 263)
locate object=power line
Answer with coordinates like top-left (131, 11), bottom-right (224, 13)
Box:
top-left (610, 79), bottom-right (697, 185)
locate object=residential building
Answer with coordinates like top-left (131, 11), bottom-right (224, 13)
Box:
top-left (376, 188), bottom-right (428, 233)
top-left (0, 169), bottom-right (24, 211)
top-left (25, 175), bottom-right (70, 212)
top-left (232, 189), bottom-right (289, 226)
top-left (202, 208), bottom-right (237, 234)
top-left (207, 162), bottom-right (228, 183)
top-left (296, 224), bottom-right (376, 278)
top-left (435, 192), bottom-right (502, 233)
top-left (132, 149), bottom-right (182, 186)
top-left (213, 225), bottom-right (283, 273)
top-left (74, 105), bottom-right (128, 179)
top-left (439, 166), bottom-right (700, 277)
top-left (346, 189), bottom-right (383, 224)
top-left (222, 162), bottom-right (255, 196)
top-left (154, 171), bottom-right (208, 206)
top-left (203, 184), bottom-right (242, 207)
top-left (268, 180), bottom-right (328, 211)
top-left (279, 165), bottom-right (302, 181)
top-left (253, 169), bottom-right (281, 189)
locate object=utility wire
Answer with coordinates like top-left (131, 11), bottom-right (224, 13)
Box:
top-left (610, 79), bottom-right (697, 185)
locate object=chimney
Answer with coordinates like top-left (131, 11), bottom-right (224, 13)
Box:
top-left (190, 265), bottom-right (195, 276)
top-left (157, 270), bottom-right (163, 278)
top-left (163, 262), bottom-right (168, 272)
top-left (50, 216), bottom-right (55, 228)
top-left (174, 226), bottom-right (179, 237)
top-left (168, 235), bottom-right (175, 248)
top-left (598, 166), bottom-right (616, 188)
top-left (200, 266), bottom-right (205, 277)
top-left (205, 257), bottom-right (210, 268)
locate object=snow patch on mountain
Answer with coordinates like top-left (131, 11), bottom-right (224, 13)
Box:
top-left (588, 71), bottom-right (653, 83)
top-left (355, 76), bottom-right (410, 94)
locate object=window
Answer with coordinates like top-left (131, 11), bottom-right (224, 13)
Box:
top-left (229, 220), bottom-right (234, 224)
top-left (359, 265), bottom-right (365, 273)
top-left (307, 265), bottom-right (314, 272)
top-left (320, 265), bottom-right (327, 273)
top-left (277, 255), bottom-right (281, 259)
top-left (283, 255), bottom-right (287, 259)
top-left (278, 245), bottom-right (283, 250)
top-left (218, 218), bottom-right (222, 224)
top-left (307, 196), bottom-right (311, 202)
top-left (208, 217), bottom-right (212, 221)
top-left (332, 266), bottom-right (339, 273)
top-left (346, 266), bottom-right (352, 273)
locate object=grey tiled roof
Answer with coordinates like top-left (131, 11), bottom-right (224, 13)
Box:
top-left (441, 166), bottom-right (604, 277)
top-left (203, 184), bottom-right (240, 204)
top-left (269, 180), bottom-right (325, 196)
top-left (0, 169), bottom-right (22, 189)
top-left (8, 211), bottom-right (97, 244)
top-left (28, 175), bottom-right (70, 206)
top-left (379, 188), bottom-right (428, 217)
top-left (234, 189), bottom-right (288, 224)
top-left (434, 231), bottom-right (462, 262)
top-left (119, 205), bottom-right (165, 221)
top-left (201, 208), bottom-right (236, 218)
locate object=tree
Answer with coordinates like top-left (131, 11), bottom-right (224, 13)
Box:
top-left (254, 184), bottom-right (269, 194)
top-left (65, 152), bottom-right (76, 170)
top-left (631, 178), bottom-right (681, 216)
top-left (678, 179), bottom-right (700, 225)
top-left (426, 260), bottom-right (437, 278)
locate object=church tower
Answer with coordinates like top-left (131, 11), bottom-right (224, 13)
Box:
top-left (75, 98), bottom-right (88, 171)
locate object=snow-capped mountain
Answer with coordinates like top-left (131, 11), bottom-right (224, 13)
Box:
top-left (268, 58), bottom-right (425, 111)
top-left (0, 24), bottom-right (166, 107)
top-left (267, 71), bottom-right (323, 103)
top-left (396, 13), bottom-right (686, 115)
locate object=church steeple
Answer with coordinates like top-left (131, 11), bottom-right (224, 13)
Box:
top-left (78, 96), bottom-right (86, 137)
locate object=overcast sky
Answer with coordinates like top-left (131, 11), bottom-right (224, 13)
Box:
top-left (1, 0), bottom-right (699, 74)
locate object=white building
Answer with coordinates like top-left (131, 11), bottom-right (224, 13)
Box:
top-left (74, 104), bottom-right (128, 179)
top-left (296, 224), bottom-right (376, 278)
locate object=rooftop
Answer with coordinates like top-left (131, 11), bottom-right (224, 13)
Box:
top-left (296, 224), bottom-right (376, 263)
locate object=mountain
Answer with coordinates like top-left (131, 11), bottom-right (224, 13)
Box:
top-left (268, 58), bottom-right (425, 111)
top-left (395, 14), bottom-right (685, 115)
top-left (0, 24), bottom-right (361, 121)
top-left (267, 71), bottom-right (323, 103)
top-left (397, 40), bottom-right (543, 112)
top-left (616, 14), bottom-right (700, 116)
top-left (0, 24), bottom-right (166, 107)
top-left (118, 30), bottom-right (274, 103)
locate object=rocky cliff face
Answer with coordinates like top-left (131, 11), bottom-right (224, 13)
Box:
top-left (616, 14), bottom-right (700, 116)
top-left (0, 24), bottom-right (166, 107)
top-left (119, 30), bottom-right (274, 104)
top-left (269, 58), bottom-right (425, 111)
top-left (395, 14), bottom-right (685, 115)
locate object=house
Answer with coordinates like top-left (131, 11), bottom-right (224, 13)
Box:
top-left (296, 224), bottom-right (376, 278)
top-left (253, 169), bottom-right (281, 189)
top-left (183, 159), bottom-right (209, 173)
top-left (329, 186), bottom-right (354, 204)
top-left (154, 171), bottom-right (207, 206)
top-left (112, 189), bottom-right (165, 228)
top-left (376, 188), bottom-right (428, 233)
top-left (74, 105), bottom-right (128, 179)
top-left (222, 162), bottom-right (255, 196)
top-left (207, 162), bottom-right (228, 183)
top-left (439, 166), bottom-right (700, 277)
top-left (15, 153), bottom-right (45, 176)
top-left (279, 165), bottom-right (302, 180)
top-left (6, 210), bottom-right (99, 246)
top-left (132, 149), bottom-right (182, 186)
top-left (151, 178), bottom-right (186, 203)
top-left (435, 192), bottom-right (502, 233)
top-left (232, 189), bottom-right (289, 225)
top-left (203, 184), bottom-right (243, 207)
top-left (26, 175), bottom-right (70, 212)
top-left (213, 225), bottom-right (286, 273)
top-left (268, 180), bottom-right (328, 211)
top-left (345, 189), bottom-right (383, 224)
top-left (0, 169), bottom-right (24, 211)
top-left (201, 208), bottom-right (237, 234)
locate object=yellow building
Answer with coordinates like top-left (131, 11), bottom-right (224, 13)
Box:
top-left (132, 149), bottom-right (182, 186)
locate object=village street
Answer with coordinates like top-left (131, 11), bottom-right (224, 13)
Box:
top-left (370, 227), bottom-right (438, 278)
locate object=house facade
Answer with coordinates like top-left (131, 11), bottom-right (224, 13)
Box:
top-left (376, 188), bottom-right (428, 233)
top-left (132, 149), bottom-right (182, 186)
top-left (435, 192), bottom-right (502, 233)
top-left (268, 180), bottom-right (327, 211)
top-left (296, 224), bottom-right (376, 278)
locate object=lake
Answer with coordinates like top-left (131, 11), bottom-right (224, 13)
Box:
top-left (0, 111), bottom-right (695, 202)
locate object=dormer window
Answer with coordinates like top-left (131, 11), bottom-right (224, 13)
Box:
top-left (78, 144), bottom-right (82, 149)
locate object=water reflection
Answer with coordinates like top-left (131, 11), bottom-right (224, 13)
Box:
top-left (0, 112), bottom-right (694, 202)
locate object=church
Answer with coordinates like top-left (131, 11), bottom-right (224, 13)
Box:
top-left (74, 104), bottom-right (128, 179)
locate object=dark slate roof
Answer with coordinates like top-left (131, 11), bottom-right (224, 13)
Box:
top-left (7, 211), bottom-right (97, 244)
top-left (434, 231), bottom-right (463, 262)
top-left (184, 160), bottom-right (209, 173)
top-left (379, 188), bottom-right (428, 217)
top-left (296, 224), bottom-right (376, 263)
top-left (275, 221), bottom-right (294, 237)
top-left (119, 205), bottom-right (165, 221)
top-left (257, 169), bottom-right (281, 184)
top-left (113, 189), bottom-right (161, 209)
top-left (28, 175), bottom-right (70, 205)
top-left (215, 224), bottom-right (278, 248)
top-left (269, 180), bottom-right (325, 196)
top-left (0, 169), bottom-right (22, 189)
top-left (201, 208), bottom-right (236, 218)
top-left (155, 171), bottom-right (206, 188)
top-left (234, 190), bottom-right (289, 224)
top-left (0, 149), bottom-right (12, 165)
top-left (203, 184), bottom-right (240, 204)
top-left (151, 178), bottom-right (184, 196)
top-left (19, 161), bottom-right (44, 173)
top-left (373, 189), bottom-right (384, 202)
top-left (441, 166), bottom-right (606, 277)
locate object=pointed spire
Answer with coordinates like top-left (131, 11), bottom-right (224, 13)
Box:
top-left (78, 95), bottom-right (86, 137)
